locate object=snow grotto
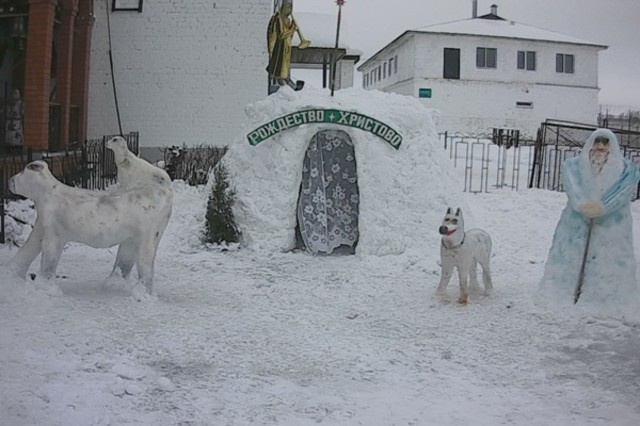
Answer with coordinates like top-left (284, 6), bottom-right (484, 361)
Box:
top-left (216, 86), bottom-right (466, 256)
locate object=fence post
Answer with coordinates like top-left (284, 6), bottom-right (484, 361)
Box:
top-left (102, 136), bottom-right (107, 190)
top-left (0, 171), bottom-right (4, 244)
top-left (82, 143), bottom-right (88, 189)
top-left (529, 126), bottom-right (543, 189)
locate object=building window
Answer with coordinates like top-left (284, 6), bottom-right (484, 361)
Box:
top-left (383, 62), bottom-right (387, 79)
top-left (363, 73), bottom-right (367, 88)
top-left (476, 47), bottom-right (497, 68)
top-left (377, 65), bottom-right (381, 80)
top-left (394, 55), bottom-right (398, 74)
top-left (517, 51), bottom-right (536, 70)
top-left (443, 48), bottom-right (460, 79)
top-left (112, 0), bottom-right (144, 12)
top-left (388, 57), bottom-right (394, 76)
top-left (516, 101), bottom-right (533, 108)
top-left (556, 53), bottom-right (574, 73)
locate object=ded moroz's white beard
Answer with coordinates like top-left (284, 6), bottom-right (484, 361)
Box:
top-left (589, 150), bottom-right (609, 174)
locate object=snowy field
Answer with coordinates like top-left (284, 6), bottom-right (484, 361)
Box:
top-left (1, 181), bottom-right (640, 426)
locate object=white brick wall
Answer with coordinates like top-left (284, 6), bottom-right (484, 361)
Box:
top-left (88, 0), bottom-right (271, 154)
top-left (413, 79), bottom-right (598, 138)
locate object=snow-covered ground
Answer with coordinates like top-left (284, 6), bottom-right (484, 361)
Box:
top-left (2, 87), bottom-right (639, 425)
top-left (2, 181), bottom-right (640, 426)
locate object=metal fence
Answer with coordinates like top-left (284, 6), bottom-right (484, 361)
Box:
top-left (440, 130), bottom-right (536, 194)
top-left (0, 132), bottom-right (139, 244)
top-left (163, 144), bottom-right (227, 186)
top-left (0, 148), bottom-right (32, 245)
top-left (530, 120), bottom-right (640, 197)
top-left (80, 132), bottom-right (140, 190)
top-left (442, 122), bottom-right (640, 201)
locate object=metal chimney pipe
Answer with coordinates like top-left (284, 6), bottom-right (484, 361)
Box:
top-left (490, 4), bottom-right (498, 15)
top-left (472, 0), bottom-right (478, 18)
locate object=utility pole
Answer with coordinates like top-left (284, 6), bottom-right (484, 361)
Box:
top-left (330, 0), bottom-right (345, 97)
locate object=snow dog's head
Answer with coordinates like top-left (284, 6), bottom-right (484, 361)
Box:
top-left (9, 161), bottom-right (56, 200)
top-left (439, 207), bottom-right (464, 236)
top-left (106, 136), bottom-right (131, 165)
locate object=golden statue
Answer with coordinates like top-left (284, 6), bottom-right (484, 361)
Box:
top-left (266, 0), bottom-right (310, 92)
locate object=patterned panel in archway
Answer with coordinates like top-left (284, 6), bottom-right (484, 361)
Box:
top-left (297, 129), bottom-right (359, 254)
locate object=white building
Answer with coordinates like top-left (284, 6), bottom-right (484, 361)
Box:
top-left (357, 4), bottom-right (608, 138)
top-left (87, 1), bottom-right (359, 159)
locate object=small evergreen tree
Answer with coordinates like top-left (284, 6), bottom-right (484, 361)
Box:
top-left (204, 164), bottom-right (240, 244)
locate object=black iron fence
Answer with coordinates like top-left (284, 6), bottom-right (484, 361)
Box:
top-left (79, 132), bottom-right (139, 190)
top-left (598, 108), bottom-right (640, 133)
top-left (163, 144), bottom-right (227, 186)
top-left (45, 103), bottom-right (83, 150)
top-left (529, 120), bottom-right (640, 198)
top-left (0, 148), bottom-right (32, 245)
top-left (0, 132), bottom-right (139, 244)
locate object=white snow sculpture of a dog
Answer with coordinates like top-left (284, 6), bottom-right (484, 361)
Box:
top-left (106, 136), bottom-right (171, 190)
top-left (436, 207), bottom-right (493, 304)
top-left (104, 136), bottom-right (173, 285)
top-left (7, 160), bottom-right (173, 297)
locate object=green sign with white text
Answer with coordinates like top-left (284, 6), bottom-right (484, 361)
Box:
top-left (246, 109), bottom-right (403, 150)
top-left (418, 88), bottom-right (432, 98)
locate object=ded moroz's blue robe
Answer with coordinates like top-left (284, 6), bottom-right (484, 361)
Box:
top-left (539, 128), bottom-right (640, 307)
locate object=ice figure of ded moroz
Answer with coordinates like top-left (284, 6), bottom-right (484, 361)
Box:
top-left (539, 128), bottom-right (640, 306)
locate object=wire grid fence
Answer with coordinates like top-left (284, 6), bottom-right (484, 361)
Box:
top-left (530, 120), bottom-right (640, 198)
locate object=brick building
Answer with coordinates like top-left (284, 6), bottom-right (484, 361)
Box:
top-left (89, 1), bottom-right (364, 160)
top-left (3, 1), bottom-right (358, 156)
top-left (0, 0), bottom-right (92, 151)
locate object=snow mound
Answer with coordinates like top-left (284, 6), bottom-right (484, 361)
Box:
top-left (220, 86), bottom-right (465, 255)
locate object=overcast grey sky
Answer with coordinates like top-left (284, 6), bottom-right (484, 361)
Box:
top-left (294, 0), bottom-right (640, 109)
